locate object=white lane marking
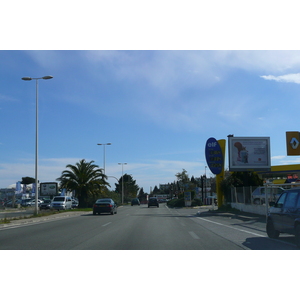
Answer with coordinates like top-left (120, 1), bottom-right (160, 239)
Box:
top-left (189, 231), bottom-right (200, 239)
top-left (197, 217), bottom-right (265, 237)
top-left (102, 222), bottom-right (112, 227)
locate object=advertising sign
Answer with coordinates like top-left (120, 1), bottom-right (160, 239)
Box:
top-left (40, 182), bottom-right (58, 196)
top-left (205, 137), bottom-right (224, 175)
top-left (228, 137), bottom-right (271, 171)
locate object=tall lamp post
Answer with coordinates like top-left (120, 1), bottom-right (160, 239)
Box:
top-left (22, 75), bottom-right (53, 214)
top-left (97, 143), bottom-right (111, 175)
top-left (118, 163), bottom-right (127, 204)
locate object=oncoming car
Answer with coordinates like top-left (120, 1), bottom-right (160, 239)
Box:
top-left (93, 198), bottom-right (117, 215)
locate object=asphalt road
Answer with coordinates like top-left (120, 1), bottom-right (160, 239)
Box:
top-left (0, 204), bottom-right (298, 250)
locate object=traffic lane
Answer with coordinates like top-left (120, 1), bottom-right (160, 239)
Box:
top-left (89, 204), bottom-right (243, 250)
top-left (176, 208), bottom-right (298, 250)
top-left (0, 204), bottom-right (242, 250)
top-left (0, 209), bottom-right (130, 250)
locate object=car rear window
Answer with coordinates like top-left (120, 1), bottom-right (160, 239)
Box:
top-left (96, 199), bottom-right (111, 203)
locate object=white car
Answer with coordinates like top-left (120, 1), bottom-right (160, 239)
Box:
top-left (252, 187), bottom-right (284, 205)
top-left (30, 199), bottom-right (44, 207)
top-left (51, 196), bottom-right (73, 210)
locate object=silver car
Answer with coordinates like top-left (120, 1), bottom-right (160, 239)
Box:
top-left (51, 196), bottom-right (73, 210)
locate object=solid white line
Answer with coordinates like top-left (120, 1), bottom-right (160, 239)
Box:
top-left (197, 217), bottom-right (265, 237)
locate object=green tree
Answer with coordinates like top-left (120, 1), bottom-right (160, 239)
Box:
top-left (175, 169), bottom-right (189, 184)
top-left (56, 159), bottom-right (109, 207)
top-left (152, 185), bottom-right (159, 195)
top-left (137, 187), bottom-right (147, 203)
top-left (21, 177), bottom-right (35, 185)
top-left (115, 174), bottom-right (139, 202)
top-left (220, 171), bottom-right (263, 201)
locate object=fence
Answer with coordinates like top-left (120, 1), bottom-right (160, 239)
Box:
top-left (228, 183), bottom-right (300, 216)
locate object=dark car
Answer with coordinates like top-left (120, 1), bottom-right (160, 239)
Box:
top-left (131, 198), bottom-right (140, 206)
top-left (148, 197), bottom-right (159, 208)
top-left (40, 199), bottom-right (52, 210)
top-left (93, 198), bottom-right (117, 215)
top-left (266, 187), bottom-right (300, 247)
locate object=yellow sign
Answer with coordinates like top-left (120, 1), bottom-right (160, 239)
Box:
top-left (286, 131), bottom-right (300, 155)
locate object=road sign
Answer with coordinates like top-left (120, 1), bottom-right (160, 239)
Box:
top-left (286, 131), bottom-right (300, 155)
top-left (205, 137), bottom-right (224, 175)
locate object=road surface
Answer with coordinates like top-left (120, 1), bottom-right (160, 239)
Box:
top-left (0, 204), bottom-right (297, 250)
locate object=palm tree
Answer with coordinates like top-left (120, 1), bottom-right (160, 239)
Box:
top-left (56, 159), bottom-right (109, 207)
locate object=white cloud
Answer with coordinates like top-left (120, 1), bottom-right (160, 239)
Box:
top-left (260, 73), bottom-right (300, 84)
top-left (271, 155), bottom-right (286, 160)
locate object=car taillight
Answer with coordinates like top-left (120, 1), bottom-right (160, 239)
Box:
top-left (93, 204), bottom-right (96, 208)
top-left (108, 204), bottom-right (112, 207)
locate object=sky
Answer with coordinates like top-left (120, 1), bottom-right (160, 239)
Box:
top-left (2, 50), bottom-right (300, 193)
top-left (1, 1), bottom-right (300, 197)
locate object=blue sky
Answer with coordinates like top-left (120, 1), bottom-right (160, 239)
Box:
top-left (2, 50), bottom-right (300, 193)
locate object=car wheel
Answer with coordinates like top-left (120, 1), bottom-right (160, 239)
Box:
top-left (266, 219), bottom-right (279, 239)
top-left (111, 211), bottom-right (114, 215)
top-left (295, 225), bottom-right (300, 248)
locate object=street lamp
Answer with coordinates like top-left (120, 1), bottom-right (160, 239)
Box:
top-left (97, 143), bottom-right (111, 175)
top-left (118, 163), bottom-right (127, 204)
top-left (22, 75), bottom-right (53, 214)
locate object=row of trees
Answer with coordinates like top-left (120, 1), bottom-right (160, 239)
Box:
top-left (19, 160), bottom-right (264, 208)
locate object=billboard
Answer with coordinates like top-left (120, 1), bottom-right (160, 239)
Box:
top-left (40, 182), bottom-right (58, 196)
top-left (228, 137), bottom-right (271, 171)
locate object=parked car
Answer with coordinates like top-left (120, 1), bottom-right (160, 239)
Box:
top-left (131, 198), bottom-right (140, 206)
top-left (40, 199), bottom-right (52, 210)
top-left (93, 198), bottom-right (117, 215)
top-left (72, 199), bottom-right (79, 209)
top-left (148, 197), bottom-right (159, 208)
top-left (30, 199), bottom-right (44, 207)
top-left (3, 200), bottom-right (14, 207)
top-left (21, 199), bottom-right (34, 207)
top-left (50, 196), bottom-right (73, 210)
top-left (252, 186), bottom-right (284, 205)
top-left (266, 187), bottom-right (300, 247)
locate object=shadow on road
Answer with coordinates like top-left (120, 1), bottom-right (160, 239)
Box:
top-left (242, 236), bottom-right (297, 250)
top-left (198, 210), bottom-right (266, 224)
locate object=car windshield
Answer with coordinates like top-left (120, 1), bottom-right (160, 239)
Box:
top-left (53, 197), bottom-right (65, 202)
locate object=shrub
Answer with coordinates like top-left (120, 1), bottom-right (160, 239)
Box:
top-left (167, 198), bottom-right (185, 207)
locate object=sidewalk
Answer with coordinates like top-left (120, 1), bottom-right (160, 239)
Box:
top-left (197, 205), bottom-right (267, 224)
top-left (0, 209), bottom-right (89, 228)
